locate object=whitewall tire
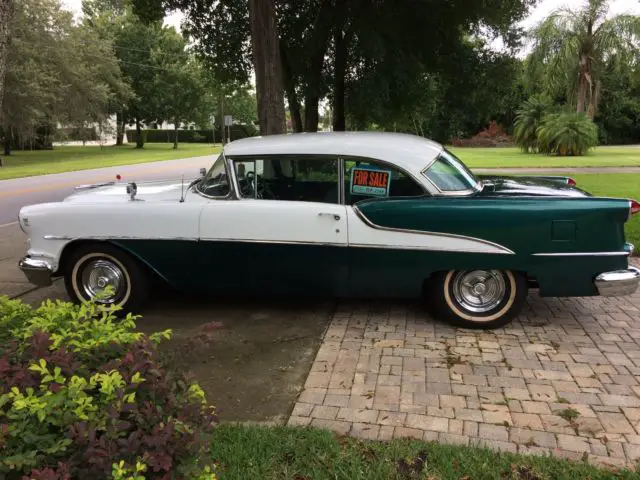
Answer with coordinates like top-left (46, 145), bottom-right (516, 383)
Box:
top-left (429, 269), bottom-right (527, 329)
top-left (64, 243), bottom-right (149, 315)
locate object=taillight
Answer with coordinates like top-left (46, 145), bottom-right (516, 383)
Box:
top-left (631, 199), bottom-right (640, 215)
top-left (567, 177), bottom-right (576, 186)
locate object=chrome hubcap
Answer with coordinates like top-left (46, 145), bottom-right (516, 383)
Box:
top-left (81, 259), bottom-right (125, 303)
top-left (452, 270), bottom-right (506, 313)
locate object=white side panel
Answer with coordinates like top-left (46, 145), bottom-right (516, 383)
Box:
top-left (199, 199), bottom-right (347, 245)
top-left (346, 207), bottom-right (513, 254)
top-left (20, 201), bottom-right (203, 270)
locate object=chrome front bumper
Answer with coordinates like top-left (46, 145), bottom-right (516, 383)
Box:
top-left (18, 257), bottom-right (53, 287)
top-left (595, 267), bottom-right (640, 297)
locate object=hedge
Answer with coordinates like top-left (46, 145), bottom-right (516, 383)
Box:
top-left (126, 125), bottom-right (257, 144)
top-left (0, 296), bottom-right (219, 479)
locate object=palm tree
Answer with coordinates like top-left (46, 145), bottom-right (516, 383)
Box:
top-left (528, 0), bottom-right (639, 119)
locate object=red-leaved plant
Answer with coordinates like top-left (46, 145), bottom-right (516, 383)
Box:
top-left (0, 297), bottom-right (218, 480)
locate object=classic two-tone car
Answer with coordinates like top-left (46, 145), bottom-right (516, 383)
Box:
top-left (17, 132), bottom-right (640, 328)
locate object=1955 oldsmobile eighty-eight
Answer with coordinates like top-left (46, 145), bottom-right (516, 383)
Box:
top-left (17, 132), bottom-right (640, 329)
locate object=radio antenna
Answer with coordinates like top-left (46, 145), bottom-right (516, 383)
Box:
top-left (179, 174), bottom-right (185, 203)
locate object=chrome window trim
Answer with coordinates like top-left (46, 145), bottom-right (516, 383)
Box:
top-left (341, 155), bottom-right (431, 198)
top-left (338, 157), bottom-right (345, 205)
top-left (351, 205), bottom-right (515, 255)
top-left (193, 152), bottom-right (236, 200)
top-left (420, 148), bottom-right (481, 197)
top-left (226, 153), bottom-right (343, 204)
top-left (532, 251), bottom-right (631, 257)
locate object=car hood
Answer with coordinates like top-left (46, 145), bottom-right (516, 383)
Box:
top-left (64, 178), bottom-right (193, 203)
top-left (476, 175), bottom-right (591, 198)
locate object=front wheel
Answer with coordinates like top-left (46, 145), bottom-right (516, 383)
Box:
top-left (429, 269), bottom-right (527, 329)
top-left (64, 244), bottom-right (149, 314)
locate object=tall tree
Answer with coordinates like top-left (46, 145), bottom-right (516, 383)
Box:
top-left (248, 0), bottom-right (285, 134)
top-left (0, 0), bottom-right (11, 138)
top-left (2, 0), bottom-right (128, 154)
top-left (150, 27), bottom-right (215, 148)
top-left (529, 0), bottom-right (640, 118)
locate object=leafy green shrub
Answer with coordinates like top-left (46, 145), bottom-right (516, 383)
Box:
top-left (513, 96), bottom-right (551, 153)
top-left (0, 296), bottom-right (218, 479)
top-left (536, 112), bottom-right (599, 156)
top-left (126, 125), bottom-right (257, 144)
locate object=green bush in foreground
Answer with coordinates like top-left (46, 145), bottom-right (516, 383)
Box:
top-left (0, 296), bottom-right (218, 479)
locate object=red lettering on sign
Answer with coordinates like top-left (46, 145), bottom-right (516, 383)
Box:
top-left (368, 171), bottom-right (388, 188)
top-left (354, 169), bottom-right (369, 186)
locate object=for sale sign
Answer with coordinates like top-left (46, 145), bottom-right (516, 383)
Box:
top-left (350, 167), bottom-right (392, 197)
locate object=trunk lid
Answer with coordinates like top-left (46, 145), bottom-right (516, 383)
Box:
top-left (477, 175), bottom-right (591, 198)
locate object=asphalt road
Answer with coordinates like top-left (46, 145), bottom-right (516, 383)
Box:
top-left (0, 154), bottom-right (215, 226)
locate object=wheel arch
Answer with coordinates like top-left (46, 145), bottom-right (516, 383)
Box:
top-left (56, 239), bottom-right (171, 287)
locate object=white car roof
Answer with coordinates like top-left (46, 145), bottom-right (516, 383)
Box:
top-left (223, 131), bottom-right (444, 178)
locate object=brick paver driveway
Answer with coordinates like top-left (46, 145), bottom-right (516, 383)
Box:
top-left (290, 259), bottom-right (640, 468)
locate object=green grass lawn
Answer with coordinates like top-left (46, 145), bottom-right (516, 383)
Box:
top-left (451, 145), bottom-right (640, 168)
top-left (1, 143), bottom-right (639, 182)
top-left (210, 425), bottom-right (635, 479)
top-left (0, 143), bottom-right (221, 180)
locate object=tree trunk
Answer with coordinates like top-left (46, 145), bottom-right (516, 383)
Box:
top-left (332, 29), bottom-right (347, 132)
top-left (280, 39), bottom-right (302, 133)
top-left (219, 90), bottom-right (224, 144)
top-left (3, 126), bottom-right (10, 156)
top-left (0, 0), bottom-right (12, 125)
top-left (173, 120), bottom-right (178, 149)
top-left (249, 0), bottom-right (286, 135)
top-left (135, 116), bottom-right (144, 148)
top-left (303, 0), bottom-right (333, 132)
top-left (116, 112), bottom-right (124, 146)
top-left (576, 54), bottom-right (588, 115)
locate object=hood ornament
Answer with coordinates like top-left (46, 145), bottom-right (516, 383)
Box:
top-left (126, 182), bottom-right (138, 201)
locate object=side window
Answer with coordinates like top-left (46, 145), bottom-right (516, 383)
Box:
top-left (343, 157), bottom-right (425, 205)
top-left (233, 155), bottom-right (340, 204)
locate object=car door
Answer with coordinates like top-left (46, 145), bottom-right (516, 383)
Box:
top-left (342, 156), bottom-right (429, 297)
top-left (197, 154), bottom-right (348, 296)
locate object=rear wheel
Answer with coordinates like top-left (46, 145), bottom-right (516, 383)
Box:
top-left (64, 244), bottom-right (149, 314)
top-left (429, 269), bottom-right (527, 329)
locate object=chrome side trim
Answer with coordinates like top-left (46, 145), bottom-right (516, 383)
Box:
top-left (347, 242), bottom-right (497, 252)
top-left (351, 206), bottom-right (515, 255)
top-left (200, 237), bottom-right (347, 247)
top-left (44, 235), bottom-right (197, 241)
top-left (595, 267), bottom-right (640, 296)
top-left (532, 251), bottom-right (630, 257)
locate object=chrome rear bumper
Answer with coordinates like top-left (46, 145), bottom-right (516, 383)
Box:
top-left (595, 267), bottom-right (640, 297)
top-left (18, 256), bottom-right (53, 287)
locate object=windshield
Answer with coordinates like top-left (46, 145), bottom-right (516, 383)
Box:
top-left (422, 149), bottom-right (478, 193)
top-left (196, 154), bottom-right (231, 197)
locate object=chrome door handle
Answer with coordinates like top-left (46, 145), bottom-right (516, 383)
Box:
top-left (318, 213), bottom-right (341, 221)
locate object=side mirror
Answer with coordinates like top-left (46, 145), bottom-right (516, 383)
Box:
top-left (200, 168), bottom-right (207, 177)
